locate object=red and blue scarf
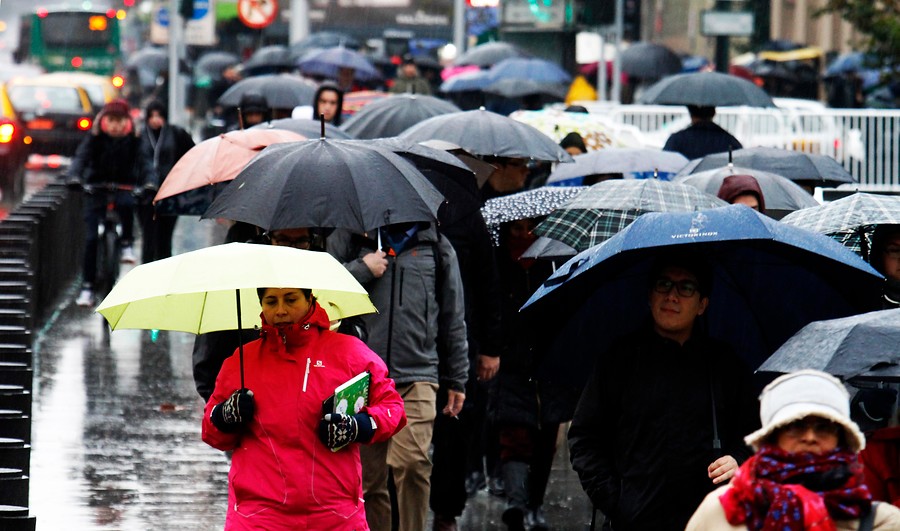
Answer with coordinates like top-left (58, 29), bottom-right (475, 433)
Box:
top-left (719, 446), bottom-right (872, 531)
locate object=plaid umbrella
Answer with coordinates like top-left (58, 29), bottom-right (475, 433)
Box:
top-left (780, 192), bottom-right (900, 259)
top-left (534, 179), bottom-right (727, 251)
top-left (481, 186), bottom-right (587, 245)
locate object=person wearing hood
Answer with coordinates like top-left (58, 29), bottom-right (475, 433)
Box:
top-left (202, 286), bottom-right (407, 529)
top-left (717, 174), bottom-right (766, 214)
top-left (313, 83), bottom-right (344, 126)
top-left (67, 98), bottom-right (157, 307)
top-left (869, 224), bottom-right (900, 309)
top-left (232, 92), bottom-right (270, 130)
top-left (139, 99), bottom-right (195, 263)
top-left (687, 370), bottom-right (900, 530)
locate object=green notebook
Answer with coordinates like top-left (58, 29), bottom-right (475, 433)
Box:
top-left (323, 370), bottom-right (370, 416)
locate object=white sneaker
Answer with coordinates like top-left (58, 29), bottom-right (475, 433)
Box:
top-left (120, 245), bottom-right (137, 264)
top-left (75, 288), bottom-right (94, 307)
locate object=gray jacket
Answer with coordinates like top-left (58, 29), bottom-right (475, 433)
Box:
top-left (329, 226), bottom-right (469, 391)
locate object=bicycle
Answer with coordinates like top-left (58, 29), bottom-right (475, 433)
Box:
top-left (80, 182), bottom-right (137, 297)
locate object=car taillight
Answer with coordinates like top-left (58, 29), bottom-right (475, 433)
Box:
top-left (112, 75), bottom-right (125, 89)
top-left (0, 122), bottom-right (15, 144)
top-left (77, 118), bottom-right (92, 131)
top-left (46, 155), bottom-right (62, 168)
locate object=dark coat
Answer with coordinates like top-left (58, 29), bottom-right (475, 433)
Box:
top-left (489, 247), bottom-right (579, 428)
top-left (567, 327), bottom-right (760, 531)
top-left (69, 132), bottom-right (155, 188)
top-left (663, 120), bottom-right (743, 160)
top-left (142, 124), bottom-right (195, 216)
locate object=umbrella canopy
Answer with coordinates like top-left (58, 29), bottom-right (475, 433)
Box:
top-left (203, 139), bottom-right (444, 233)
top-left (520, 236), bottom-right (578, 260)
top-left (481, 186), bottom-right (587, 245)
top-left (297, 47), bottom-right (381, 82)
top-left (453, 41), bottom-right (533, 68)
top-left (194, 51), bottom-right (240, 86)
top-left (340, 95), bottom-right (461, 139)
top-left (487, 57), bottom-right (571, 84)
top-left (439, 70), bottom-right (493, 93)
top-left (153, 129), bottom-right (307, 215)
top-left (243, 45), bottom-right (293, 75)
top-left (674, 165), bottom-right (819, 217)
top-left (399, 109), bottom-right (574, 163)
top-left (252, 118), bottom-right (354, 139)
top-left (522, 205), bottom-right (884, 383)
top-left (482, 78), bottom-right (568, 100)
top-left (758, 309), bottom-right (900, 381)
top-left (97, 243), bottom-right (376, 333)
top-left (533, 179), bottom-right (728, 251)
top-left (547, 148), bottom-right (689, 185)
top-left (342, 90), bottom-right (390, 116)
top-left (780, 193), bottom-right (900, 259)
top-left (620, 42), bottom-right (683, 79)
top-left (289, 32), bottom-right (361, 59)
top-left (638, 72), bottom-right (776, 107)
top-left (125, 47), bottom-right (168, 72)
top-left (683, 147), bottom-right (856, 187)
top-left (509, 109), bottom-right (646, 151)
top-left (217, 74), bottom-right (318, 109)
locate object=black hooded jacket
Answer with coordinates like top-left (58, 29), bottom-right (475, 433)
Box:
top-left (311, 83), bottom-right (344, 126)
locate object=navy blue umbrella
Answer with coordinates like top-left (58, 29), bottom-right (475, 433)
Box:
top-left (521, 205), bottom-right (884, 384)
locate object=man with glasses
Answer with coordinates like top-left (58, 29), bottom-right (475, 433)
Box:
top-left (568, 252), bottom-right (759, 531)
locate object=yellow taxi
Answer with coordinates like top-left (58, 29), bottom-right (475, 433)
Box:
top-left (0, 82), bottom-right (30, 198)
top-left (6, 73), bottom-right (95, 157)
top-left (42, 71), bottom-right (120, 113)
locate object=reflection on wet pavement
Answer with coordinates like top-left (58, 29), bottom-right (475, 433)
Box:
top-left (28, 219), bottom-right (594, 530)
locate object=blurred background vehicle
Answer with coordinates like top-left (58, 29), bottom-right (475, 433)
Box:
top-left (14, 7), bottom-right (121, 76)
top-left (0, 81), bottom-right (30, 199)
top-left (42, 71), bottom-right (119, 113)
top-left (6, 73), bottom-right (94, 157)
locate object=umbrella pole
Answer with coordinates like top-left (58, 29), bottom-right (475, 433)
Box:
top-left (859, 226), bottom-right (870, 262)
top-left (320, 114), bottom-right (325, 139)
top-left (235, 288), bottom-right (245, 389)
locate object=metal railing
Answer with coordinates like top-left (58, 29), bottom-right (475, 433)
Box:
top-left (578, 102), bottom-right (900, 190)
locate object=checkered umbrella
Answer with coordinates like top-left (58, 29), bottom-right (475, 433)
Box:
top-left (780, 192), bottom-right (900, 259)
top-left (481, 186), bottom-right (587, 246)
top-left (533, 179), bottom-right (727, 251)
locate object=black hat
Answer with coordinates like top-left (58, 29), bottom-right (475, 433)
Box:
top-left (239, 92), bottom-right (269, 114)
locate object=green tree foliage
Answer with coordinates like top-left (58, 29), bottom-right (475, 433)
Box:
top-left (818, 0), bottom-right (900, 70)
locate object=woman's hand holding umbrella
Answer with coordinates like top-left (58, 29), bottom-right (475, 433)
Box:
top-left (210, 388), bottom-right (255, 433)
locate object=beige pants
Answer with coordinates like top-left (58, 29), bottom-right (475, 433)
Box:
top-left (361, 381), bottom-right (438, 531)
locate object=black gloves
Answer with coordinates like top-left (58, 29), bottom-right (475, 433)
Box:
top-left (318, 412), bottom-right (375, 450)
top-left (210, 388), bottom-right (255, 433)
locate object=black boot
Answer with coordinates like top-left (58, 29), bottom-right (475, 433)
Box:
top-left (501, 461), bottom-right (529, 530)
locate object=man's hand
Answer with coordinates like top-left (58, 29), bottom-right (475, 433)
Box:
top-left (362, 250), bottom-right (388, 278)
top-left (442, 389), bottom-right (465, 417)
top-left (708, 455), bottom-right (738, 484)
top-left (476, 355), bottom-right (499, 382)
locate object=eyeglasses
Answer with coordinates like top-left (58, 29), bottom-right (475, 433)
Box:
top-left (781, 417), bottom-right (842, 438)
top-left (652, 277), bottom-right (699, 298)
top-left (270, 234), bottom-right (312, 249)
top-left (884, 245), bottom-right (900, 259)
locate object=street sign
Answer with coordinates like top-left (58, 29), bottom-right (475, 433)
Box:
top-left (700, 11), bottom-right (754, 37)
top-left (151, 0), bottom-right (217, 46)
top-left (237, 0), bottom-right (279, 29)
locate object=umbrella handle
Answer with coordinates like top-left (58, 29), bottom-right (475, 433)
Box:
top-left (320, 114), bottom-right (325, 139)
top-left (236, 288), bottom-right (245, 389)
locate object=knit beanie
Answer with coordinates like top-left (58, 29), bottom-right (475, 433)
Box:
top-left (744, 369), bottom-right (866, 452)
top-left (102, 98), bottom-right (130, 117)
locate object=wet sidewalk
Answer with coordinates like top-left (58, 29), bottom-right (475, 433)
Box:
top-left (27, 219), bottom-right (594, 530)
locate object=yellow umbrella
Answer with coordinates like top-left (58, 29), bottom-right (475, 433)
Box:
top-left (97, 243), bottom-right (377, 386)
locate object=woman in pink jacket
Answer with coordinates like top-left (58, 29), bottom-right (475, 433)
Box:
top-left (202, 287), bottom-right (407, 530)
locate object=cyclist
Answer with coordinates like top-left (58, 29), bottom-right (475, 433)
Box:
top-left (67, 99), bottom-right (157, 307)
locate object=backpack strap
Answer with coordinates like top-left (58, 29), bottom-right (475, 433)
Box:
top-left (859, 502), bottom-right (879, 531)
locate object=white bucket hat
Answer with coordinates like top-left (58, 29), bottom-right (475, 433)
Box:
top-left (744, 370), bottom-right (866, 452)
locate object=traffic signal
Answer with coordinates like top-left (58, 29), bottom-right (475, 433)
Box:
top-left (179, 0), bottom-right (194, 20)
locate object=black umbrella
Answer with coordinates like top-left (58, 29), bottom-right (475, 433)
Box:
top-left (202, 139), bottom-right (444, 232)
top-left (399, 109), bottom-right (573, 163)
top-left (252, 118), bottom-right (354, 139)
top-left (243, 45), bottom-right (294, 75)
top-left (340, 95), bottom-right (461, 139)
top-left (758, 309), bottom-right (900, 381)
top-left (125, 47), bottom-right (168, 72)
top-left (195, 51), bottom-right (240, 81)
top-left (638, 72), bottom-right (776, 107)
top-left (620, 42), bottom-right (682, 79)
top-left (482, 78), bottom-right (568, 100)
top-left (684, 147), bottom-right (856, 188)
top-left (217, 74), bottom-right (318, 109)
top-left (453, 42), bottom-right (533, 68)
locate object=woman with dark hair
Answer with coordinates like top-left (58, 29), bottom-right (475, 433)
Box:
top-left (687, 370), bottom-right (900, 530)
top-left (312, 83), bottom-right (344, 126)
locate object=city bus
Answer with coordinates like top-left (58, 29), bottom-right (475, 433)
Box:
top-left (15, 8), bottom-right (121, 76)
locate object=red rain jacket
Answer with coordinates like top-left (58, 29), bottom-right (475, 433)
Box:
top-left (202, 303), bottom-right (407, 530)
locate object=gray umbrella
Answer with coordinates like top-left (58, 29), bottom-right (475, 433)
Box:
top-left (780, 193), bottom-right (900, 259)
top-left (252, 118), bottom-right (354, 139)
top-left (682, 147), bottom-right (856, 188)
top-left (482, 79), bottom-right (569, 100)
top-left (399, 109), bottom-right (574, 163)
top-left (520, 236), bottom-right (578, 260)
top-left (481, 186), bottom-right (587, 245)
top-left (638, 72), bottom-right (776, 107)
top-left (620, 42), bottom-right (682, 79)
top-left (758, 309), bottom-right (900, 381)
top-left (674, 165), bottom-right (819, 218)
top-left (217, 74), bottom-right (318, 109)
top-left (453, 42), bottom-right (533, 68)
top-left (340, 95), bottom-right (461, 139)
top-left (203, 139), bottom-right (443, 232)
top-left (547, 148), bottom-right (689, 184)
top-left (243, 45), bottom-right (294, 75)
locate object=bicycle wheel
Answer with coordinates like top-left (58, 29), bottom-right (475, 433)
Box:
top-left (103, 228), bottom-right (120, 290)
